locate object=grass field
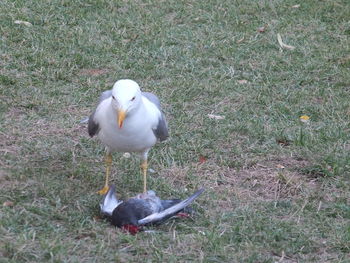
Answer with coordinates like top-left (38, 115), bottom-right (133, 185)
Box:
top-left (1, 0), bottom-right (349, 262)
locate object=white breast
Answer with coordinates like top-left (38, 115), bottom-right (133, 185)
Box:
top-left (94, 97), bottom-right (161, 153)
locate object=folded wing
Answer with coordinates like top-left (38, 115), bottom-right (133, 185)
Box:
top-left (138, 188), bottom-right (205, 225)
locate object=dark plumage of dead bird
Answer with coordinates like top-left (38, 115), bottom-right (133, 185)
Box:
top-left (100, 185), bottom-right (205, 234)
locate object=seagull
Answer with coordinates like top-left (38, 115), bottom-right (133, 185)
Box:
top-left (88, 79), bottom-right (168, 194)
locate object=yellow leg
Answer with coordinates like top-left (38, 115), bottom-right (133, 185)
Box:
top-left (140, 160), bottom-right (148, 193)
top-left (97, 153), bottom-right (112, 195)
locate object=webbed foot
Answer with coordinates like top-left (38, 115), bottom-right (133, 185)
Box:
top-left (97, 185), bottom-right (110, 195)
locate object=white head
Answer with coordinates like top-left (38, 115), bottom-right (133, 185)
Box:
top-left (110, 79), bottom-right (142, 128)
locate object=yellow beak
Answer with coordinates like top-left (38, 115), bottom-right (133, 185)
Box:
top-left (117, 109), bottom-right (126, 128)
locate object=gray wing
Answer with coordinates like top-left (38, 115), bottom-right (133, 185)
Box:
top-left (88, 90), bottom-right (112, 137)
top-left (142, 92), bottom-right (161, 108)
top-left (142, 92), bottom-right (169, 142)
top-left (98, 90), bottom-right (112, 102)
top-left (137, 188), bottom-right (205, 225)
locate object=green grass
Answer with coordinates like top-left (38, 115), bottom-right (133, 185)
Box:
top-left (1, 0), bottom-right (349, 262)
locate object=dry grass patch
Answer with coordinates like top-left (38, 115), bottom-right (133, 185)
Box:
top-left (78, 68), bottom-right (110, 77)
top-left (178, 156), bottom-right (316, 203)
top-left (158, 157), bottom-right (318, 218)
top-left (0, 173), bottom-right (37, 192)
top-left (232, 157), bottom-right (315, 201)
top-left (1, 108), bottom-right (27, 158)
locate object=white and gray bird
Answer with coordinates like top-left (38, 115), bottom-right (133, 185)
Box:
top-left (100, 185), bottom-right (205, 234)
top-left (88, 79), bottom-right (168, 194)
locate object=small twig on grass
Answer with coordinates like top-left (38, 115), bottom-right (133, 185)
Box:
top-left (317, 201), bottom-right (322, 213)
top-left (277, 33), bottom-right (295, 50)
top-left (288, 199), bottom-right (308, 223)
top-left (14, 20), bottom-right (32, 26)
top-left (278, 250), bottom-right (285, 262)
top-left (274, 181), bottom-right (281, 208)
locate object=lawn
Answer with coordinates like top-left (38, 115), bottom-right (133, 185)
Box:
top-left (1, 0), bottom-right (349, 262)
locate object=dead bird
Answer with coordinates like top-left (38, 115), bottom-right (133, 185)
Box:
top-left (100, 185), bottom-right (204, 234)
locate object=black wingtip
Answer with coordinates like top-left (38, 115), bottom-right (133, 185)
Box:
top-left (88, 113), bottom-right (100, 137)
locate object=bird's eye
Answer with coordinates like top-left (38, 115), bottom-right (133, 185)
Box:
top-left (131, 96), bottom-right (135, 101)
top-left (112, 95), bottom-right (115, 100)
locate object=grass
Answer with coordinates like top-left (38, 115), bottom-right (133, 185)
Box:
top-left (1, 0), bottom-right (349, 262)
